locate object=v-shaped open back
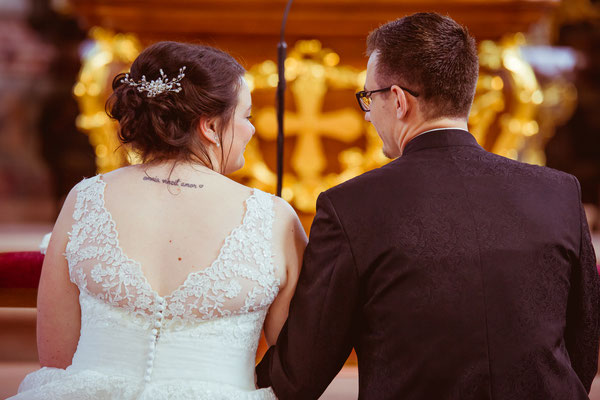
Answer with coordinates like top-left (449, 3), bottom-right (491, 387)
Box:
top-left (65, 175), bottom-right (280, 329)
top-left (20, 175), bottom-right (280, 398)
top-left (97, 174), bottom-right (259, 299)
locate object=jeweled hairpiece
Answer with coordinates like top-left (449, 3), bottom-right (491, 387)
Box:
top-left (121, 66), bottom-right (187, 97)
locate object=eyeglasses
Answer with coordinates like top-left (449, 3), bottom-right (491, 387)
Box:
top-left (355, 85), bottom-right (420, 112)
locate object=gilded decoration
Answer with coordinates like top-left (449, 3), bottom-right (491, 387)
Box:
top-left (73, 27), bottom-right (141, 173)
top-left (240, 40), bottom-right (384, 211)
top-left (471, 33), bottom-right (576, 165)
top-left (73, 32), bottom-right (575, 212)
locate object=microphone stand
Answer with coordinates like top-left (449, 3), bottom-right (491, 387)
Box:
top-left (276, 0), bottom-right (293, 197)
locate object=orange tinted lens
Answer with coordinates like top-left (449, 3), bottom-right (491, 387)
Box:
top-left (361, 96), bottom-right (371, 110)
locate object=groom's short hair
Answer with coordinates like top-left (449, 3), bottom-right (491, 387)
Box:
top-left (367, 12), bottom-right (479, 120)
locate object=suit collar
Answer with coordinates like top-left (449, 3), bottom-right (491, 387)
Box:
top-left (402, 129), bottom-right (482, 156)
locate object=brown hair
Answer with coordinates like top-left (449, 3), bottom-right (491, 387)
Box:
top-left (106, 41), bottom-right (245, 170)
top-left (366, 12), bottom-right (479, 120)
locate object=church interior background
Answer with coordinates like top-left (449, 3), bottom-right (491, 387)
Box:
top-left (1, 0), bottom-right (599, 398)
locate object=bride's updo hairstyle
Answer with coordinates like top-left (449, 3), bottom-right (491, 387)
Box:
top-left (107, 41), bottom-right (245, 169)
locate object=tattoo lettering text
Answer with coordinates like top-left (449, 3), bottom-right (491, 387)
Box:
top-left (143, 176), bottom-right (204, 189)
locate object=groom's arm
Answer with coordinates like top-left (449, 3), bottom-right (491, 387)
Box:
top-left (564, 178), bottom-right (600, 392)
top-left (257, 191), bottom-right (360, 399)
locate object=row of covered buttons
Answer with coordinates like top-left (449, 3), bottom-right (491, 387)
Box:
top-left (144, 297), bottom-right (166, 383)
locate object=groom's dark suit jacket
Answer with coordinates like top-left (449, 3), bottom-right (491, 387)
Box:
top-left (256, 129), bottom-right (599, 399)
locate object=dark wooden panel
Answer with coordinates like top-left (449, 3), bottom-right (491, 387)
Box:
top-left (67, 0), bottom-right (560, 45)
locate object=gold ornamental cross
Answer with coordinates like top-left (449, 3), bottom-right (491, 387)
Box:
top-left (254, 62), bottom-right (363, 181)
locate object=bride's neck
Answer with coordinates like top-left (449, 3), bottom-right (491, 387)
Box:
top-left (141, 159), bottom-right (220, 178)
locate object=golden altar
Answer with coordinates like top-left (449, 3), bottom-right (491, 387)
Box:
top-left (63, 0), bottom-right (577, 224)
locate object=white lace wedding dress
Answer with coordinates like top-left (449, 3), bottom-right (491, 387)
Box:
top-left (13, 176), bottom-right (279, 399)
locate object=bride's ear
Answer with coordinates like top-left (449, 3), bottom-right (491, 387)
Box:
top-left (197, 116), bottom-right (220, 146)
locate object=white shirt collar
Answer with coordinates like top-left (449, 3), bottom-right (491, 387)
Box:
top-left (414, 127), bottom-right (470, 139)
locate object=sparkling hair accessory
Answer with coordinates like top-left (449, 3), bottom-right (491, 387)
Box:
top-left (121, 66), bottom-right (187, 97)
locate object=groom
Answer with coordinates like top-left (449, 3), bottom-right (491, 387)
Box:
top-left (257, 12), bottom-right (599, 399)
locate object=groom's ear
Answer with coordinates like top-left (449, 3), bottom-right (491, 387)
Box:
top-left (197, 116), bottom-right (219, 145)
top-left (390, 85), bottom-right (408, 120)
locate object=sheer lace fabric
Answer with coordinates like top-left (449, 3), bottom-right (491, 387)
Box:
top-left (13, 176), bottom-right (279, 399)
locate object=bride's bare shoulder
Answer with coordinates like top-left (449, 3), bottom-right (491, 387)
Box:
top-left (99, 165), bottom-right (142, 182)
top-left (271, 195), bottom-right (297, 220)
top-left (271, 196), bottom-right (306, 243)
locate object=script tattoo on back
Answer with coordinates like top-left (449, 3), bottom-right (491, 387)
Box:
top-left (142, 175), bottom-right (204, 189)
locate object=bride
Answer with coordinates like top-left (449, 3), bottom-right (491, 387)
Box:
top-left (11, 41), bottom-right (307, 399)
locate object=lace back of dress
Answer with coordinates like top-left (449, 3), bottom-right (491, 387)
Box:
top-left (64, 176), bottom-right (280, 329)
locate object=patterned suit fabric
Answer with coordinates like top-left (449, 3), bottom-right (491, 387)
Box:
top-left (256, 129), bottom-right (600, 400)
